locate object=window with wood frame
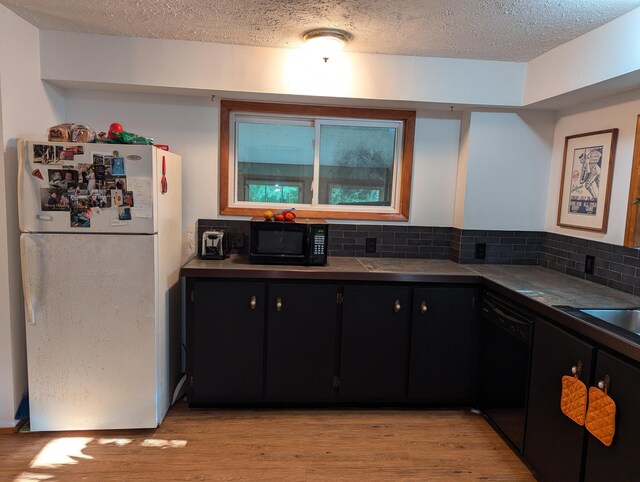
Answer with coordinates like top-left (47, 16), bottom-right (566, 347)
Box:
top-left (219, 101), bottom-right (416, 221)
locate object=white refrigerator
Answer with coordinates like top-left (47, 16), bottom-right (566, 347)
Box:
top-left (18, 139), bottom-right (182, 431)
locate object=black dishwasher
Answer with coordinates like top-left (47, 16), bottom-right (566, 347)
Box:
top-left (479, 291), bottom-right (533, 453)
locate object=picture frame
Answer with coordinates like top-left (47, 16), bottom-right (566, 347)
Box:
top-left (557, 128), bottom-right (618, 232)
top-left (624, 115), bottom-right (640, 247)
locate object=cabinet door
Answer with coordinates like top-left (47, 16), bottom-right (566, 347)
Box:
top-left (524, 319), bottom-right (594, 482)
top-left (187, 280), bottom-right (265, 404)
top-left (408, 286), bottom-right (478, 403)
top-left (340, 285), bottom-right (411, 401)
top-left (266, 283), bottom-right (340, 402)
top-left (584, 351), bottom-right (640, 481)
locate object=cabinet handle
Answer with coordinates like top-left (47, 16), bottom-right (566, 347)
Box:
top-left (597, 374), bottom-right (610, 392)
top-left (276, 297), bottom-right (283, 312)
top-left (394, 299), bottom-right (401, 313)
top-left (420, 300), bottom-right (428, 314)
top-left (249, 295), bottom-right (257, 310)
top-left (571, 360), bottom-right (582, 376)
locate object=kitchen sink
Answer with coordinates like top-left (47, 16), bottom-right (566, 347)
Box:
top-left (578, 309), bottom-right (640, 335)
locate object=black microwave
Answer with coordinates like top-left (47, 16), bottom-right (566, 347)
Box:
top-left (249, 219), bottom-right (328, 265)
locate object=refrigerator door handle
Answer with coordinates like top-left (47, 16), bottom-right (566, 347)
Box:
top-left (20, 235), bottom-right (35, 325)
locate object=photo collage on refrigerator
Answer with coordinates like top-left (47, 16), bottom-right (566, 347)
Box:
top-left (33, 144), bottom-right (135, 227)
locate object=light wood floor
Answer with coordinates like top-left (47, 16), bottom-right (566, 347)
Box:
top-left (0, 402), bottom-right (535, 481)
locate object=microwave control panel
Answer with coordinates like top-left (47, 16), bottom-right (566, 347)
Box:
top-left (309, 225), bottom-right (328, 263)
top-left (313, 233), bottom-right (325, 255)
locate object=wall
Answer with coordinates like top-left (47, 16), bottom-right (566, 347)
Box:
top-left (38, 5), bottom-right (640, 111)
top-left (36, 21), bottom-right (640, 237)
top-left (0, 5), bottom-right (65, 428)
top-left (545, 88), bottom-right (640, 246)
top-left (0, 33), bottom-right (9, 428)
top-left (458, 111), bottom-right (555, 230)
top-left (64, 93), bottom-right (556, 236)
top-left (525, 7), bottom-right (640, 107)
top-left (40, 31), bottom-right (526, 108)
top-left (65, 90), bottom-right (217, 240)
top-left (409, 113), bottom-right (461, 226)
top-left (64, 91), bottom-right (464, 231)
top-left (453, 112), bottom-right (471, 228)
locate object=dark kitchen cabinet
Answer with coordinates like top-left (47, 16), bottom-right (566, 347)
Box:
top-left (525, 318), bottom-right (640, 482)
top-left (265, 283), bottom-right (340, 402)
top-left (187, 280), bottom-right (266, 405)
top-left (583, 350), bottom-right (640, 482)
top-left (339, 284), bottom-right (412, 401)
top-left (524, 319), bottom-right (595, 482)
top-left (408, 286), bottom-right (478, 404)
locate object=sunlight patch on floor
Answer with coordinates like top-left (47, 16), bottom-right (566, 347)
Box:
top-left (141, 439), bottom-right (187, 448)
top-left (14, 472), bottom-right (54, 481)
top-left (30, 437), bottom-right (93, 469)
top-left (97, 438), bottom-right (132, 446)
top-left (14, 435), bottom-right (187, 480)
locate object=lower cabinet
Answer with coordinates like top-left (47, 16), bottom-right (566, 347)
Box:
top-left (339, 285), bottom-right (412, 401)
top-left (525, 318), bottom-right (640, 482)
top-left (583, 350), bottom-right (640, 481)
top-left (186, 280), bottom-right (482, 405)
top-left (187, 280), bottom-right (266, 405)
top-left (524, 318), bottom-right (595, 482)
top-left (408, 286), bottom-right (478, 403)
top-left (266, 283), bottom-right (340, 403)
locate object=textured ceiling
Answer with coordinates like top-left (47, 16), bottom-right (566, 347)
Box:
top-left (3, 0), bottom-right (640, 62)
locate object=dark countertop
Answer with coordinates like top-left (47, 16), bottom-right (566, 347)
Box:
top-left (467, 264), bottom-right (640, 308)
top-left (181, 256), bottom-right (480, 283)
top-left (181, 255), bottom-right (640, 362)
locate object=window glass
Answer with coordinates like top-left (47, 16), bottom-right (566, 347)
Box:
top-left (329, 186), bottom-right (382, 205)
top-left (236, 122), bottom-right (314, 203)
top-left (319, 124), bottom-right (396, 206)
top-left (246, 183), bottom-right (301, 203)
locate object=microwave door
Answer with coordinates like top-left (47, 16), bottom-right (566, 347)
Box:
top-left (250, 223), bottom-right (307, 264)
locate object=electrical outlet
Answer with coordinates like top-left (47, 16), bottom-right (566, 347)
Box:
top-left (187, 230), bottom-right (195, 251)
top-left (365, 237), bottom-right (377, 253)
top-left (475, 242), bottom-right (486, 259)
top-left (230, 232), bottom-right (245, 249)
top-left (585, 255), bottom-right (595, 274)
top-left (182, 227), bottom-right (196, 262)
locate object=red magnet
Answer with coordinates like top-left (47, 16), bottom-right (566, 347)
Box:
top-left (32, 169), bottom-right (44, 180)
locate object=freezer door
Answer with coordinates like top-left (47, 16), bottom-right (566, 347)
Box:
top-left (21, 233), bottom-right (159, 431)
top-left (18, 140), bottom-right (158, 234)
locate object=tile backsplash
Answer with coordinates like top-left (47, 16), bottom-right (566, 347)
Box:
top-left (450, 228), bottom-right (542, 265)
top-left (540, 232), bottom-right (640, 296)
top-left (195, 219), bottom-right (640, 297)
top-left (196, 219), bottom-right (250, 256)
top-left (328, 224), bottom-right (451, 259)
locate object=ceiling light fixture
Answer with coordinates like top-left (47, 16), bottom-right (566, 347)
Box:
top-left (303, 28), bottom-right (350, 62)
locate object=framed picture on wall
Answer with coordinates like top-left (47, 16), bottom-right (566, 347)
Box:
top-left (624, 115), bottom-right (640, 247)
top-left (557, 128), bottom-right (618, 232)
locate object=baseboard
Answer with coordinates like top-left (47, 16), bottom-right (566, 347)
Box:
top-left (0, 419), bottom-right (27, 434)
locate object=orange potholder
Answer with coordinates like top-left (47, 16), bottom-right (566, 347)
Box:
top-left (585, 386), bottom-right (616, 447)
top-left (561, 375), bottom-right (588, 425)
